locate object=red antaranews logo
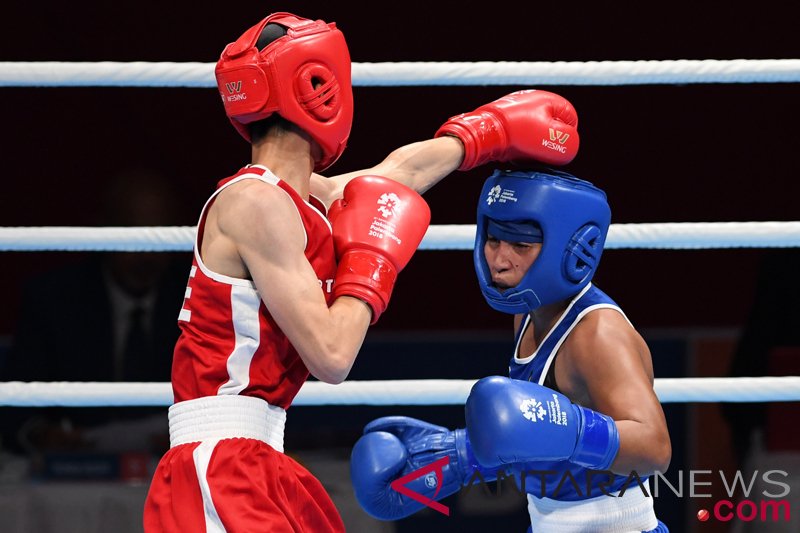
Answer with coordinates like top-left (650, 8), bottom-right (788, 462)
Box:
top-left (390, 456), bottom-right (450, 516)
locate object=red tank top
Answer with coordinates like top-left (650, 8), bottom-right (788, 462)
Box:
top-left (171, 165), bottom-right (336, 409)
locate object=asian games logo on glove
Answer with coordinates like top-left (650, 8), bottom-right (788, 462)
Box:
top-left (369, 193), bottom-right (403, 245)
top-left (520, 398), bottom-right (546, 422)
top-left (377, 192), bottom-right (402, 218)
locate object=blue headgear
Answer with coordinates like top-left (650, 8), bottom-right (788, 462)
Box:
top-left (474, 168), bottom-right (611, 314)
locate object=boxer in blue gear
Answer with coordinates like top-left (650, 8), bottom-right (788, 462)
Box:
top-left (350, 168), bottom-right (671, 532)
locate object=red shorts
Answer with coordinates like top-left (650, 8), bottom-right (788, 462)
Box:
top-left (144, 438), bottom-right (345, 533)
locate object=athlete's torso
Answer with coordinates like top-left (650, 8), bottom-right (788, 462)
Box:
top-left (509, 283), bottom-right (641, 501)
top-left (171, 165), bottom-right (336, 409)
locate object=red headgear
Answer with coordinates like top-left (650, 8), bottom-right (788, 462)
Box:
top-left (215, 13), bottom-right (353, 172)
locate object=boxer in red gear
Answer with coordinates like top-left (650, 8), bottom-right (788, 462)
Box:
top-left (143, 12), bottom-right (583, 532)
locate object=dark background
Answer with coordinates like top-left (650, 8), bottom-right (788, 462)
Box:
top-left (1, 1), bottom-right (799, 336)
top-left (1, 2), bottom-right (799, 532)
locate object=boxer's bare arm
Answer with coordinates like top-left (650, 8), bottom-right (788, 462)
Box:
top-left (310, 137), bottom-right (464, 208)
top-left (558, 310), bottom-right (671, 476)
top-left (311, 90), bottom-right (580, 208)
top-left (202, 179), bottom-right (371, 384)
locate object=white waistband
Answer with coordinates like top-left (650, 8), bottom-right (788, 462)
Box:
top-left (527, 487), bottom-right (658, 533)
top-left (169, 395), bottom-right (286, 453)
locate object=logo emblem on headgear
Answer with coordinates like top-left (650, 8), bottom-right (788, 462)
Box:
top-left (487, 185), bottom-right (502, 205)
top-left (486, 186), bottom-right (518, 206)
top-left (225, 81), bottom-right (242, 94)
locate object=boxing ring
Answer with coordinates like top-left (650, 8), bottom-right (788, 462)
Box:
top-left (2, 58), bottom-right (800, 408)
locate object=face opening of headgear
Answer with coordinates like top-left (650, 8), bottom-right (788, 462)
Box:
top-left (474, 168), bottom-right (611, 314)
top-left (214, 12), bottom-right (354, 172)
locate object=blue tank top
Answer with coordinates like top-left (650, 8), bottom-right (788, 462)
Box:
top-left (507, 283), bottom-right (646, 501)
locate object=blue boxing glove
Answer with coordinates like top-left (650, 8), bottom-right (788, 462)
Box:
top-left (350, 416), bottom-right (491, 520)
top-left (466, 376), bottom-right (620, 470)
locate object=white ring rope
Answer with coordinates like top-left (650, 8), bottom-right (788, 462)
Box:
top-left (1, 59), bottom-right (800, 87)
top-left (0, 377), bottom-right (798, 406)
top-left (0, 226), bottom-right (198, 252)
top-left (2, 222), bottom-right (800, 251)
top-left (3, 61), bottom-right (796, 410)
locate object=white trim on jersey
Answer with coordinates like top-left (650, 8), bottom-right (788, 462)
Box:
top-left (192, 439), bottom-right (227, 533)
top-left (307, 193), bottom-right (333, 233)
top-left (513, 283), bottom-right (636, 386)
top-left (246, 164), bottom-right (275, 178)
top-left (178, 265), bottom-right (197, 322)
top-left (217, 284), bottom-right (262, 396)
top-left (193, 173), bottom-right (259, 288)
top-left (253, 163), bottom-right (332, 234)
top-left (514, 284), bottom-right (594, 365)
top-left (257, 165), bottom-right (333, 244)
top-left (193, 167), bottom-right (312, 287)
top-left (538, 301), bottom-right (626, 387)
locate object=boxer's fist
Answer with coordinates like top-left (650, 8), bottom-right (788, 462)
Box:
top-left (350, 416), bottom-right (481, 520)
top-left (329, 176), bottom-right (430, 323)
top-left (466, 376), bottom-right (620, 470)
top-left (435, 90), bottom-right (579, 170)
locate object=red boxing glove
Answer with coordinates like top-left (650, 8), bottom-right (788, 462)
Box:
top-left (435, 90), bottom-right (579, 170)
top-left (329, 176), bottom-right (431, 324)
